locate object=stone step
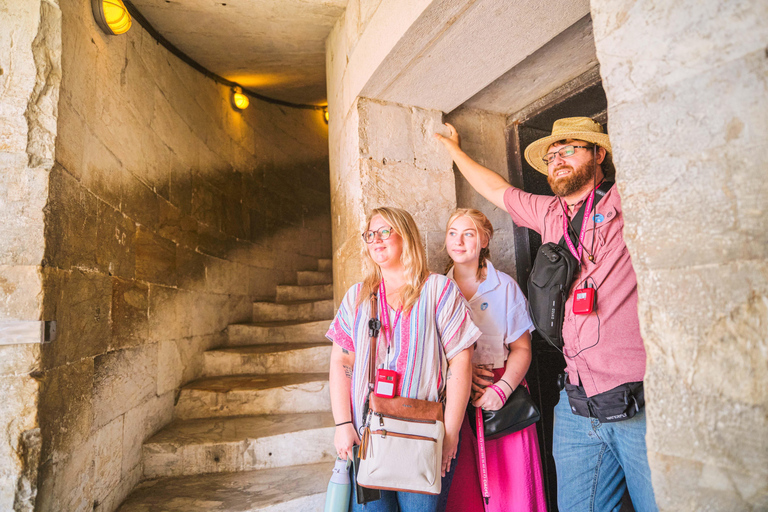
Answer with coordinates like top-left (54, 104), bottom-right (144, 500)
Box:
top-left (203, 342), bottom-right (332, 377)
top-left (118, 462), bottom-right (331, 512)
top-left (174, 373), bottom-right (330, 420)
top-left (142, 412), bottom-right (335, 479)
top-left (227, 320), bottom-right (330, 346)
top-left (317, 258), bottom-right (332, 272)
top-left (275, 283), bottom-right (332, 302)
top-left (252, 299), bottom-right (334, 322)
top-left (297, 270), bottom-right (333, 286)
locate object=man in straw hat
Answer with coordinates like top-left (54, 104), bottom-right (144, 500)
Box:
top-left (435, 117), bottom-right (657, 511)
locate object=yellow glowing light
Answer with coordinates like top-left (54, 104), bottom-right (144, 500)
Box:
top-left (323, 108), bottom-right (329, 123)
top-left (92, 0), bottom-right (132, 35)
top-left (232, 87), bottom-right (250, 110)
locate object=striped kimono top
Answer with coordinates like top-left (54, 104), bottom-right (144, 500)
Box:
top-left (326, 274), bottom-right (481, 431)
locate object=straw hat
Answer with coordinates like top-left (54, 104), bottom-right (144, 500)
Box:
top-left (524, 117), bottom-right (612, 175)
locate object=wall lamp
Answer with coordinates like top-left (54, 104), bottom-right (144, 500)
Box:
top-left (232, 87), bottom-right (250, 111)
top-left (323, 108), bottom-right (329, 124)
top-left (92, 0), bottom-right (132, 35)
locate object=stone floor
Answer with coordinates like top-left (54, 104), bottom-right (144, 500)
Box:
top-left (117, 463), bottom-right (330, 512)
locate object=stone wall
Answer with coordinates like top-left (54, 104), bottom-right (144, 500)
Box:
top-left (0, 0), bottom-right (60, 510)
top-left (445, 108), bottom-right (517, 279)
top-left (590, 0), bottom-right (768, 509)
top-left (27, 1), bottom-right (331, 511)
top-left (327, 95), bottom-right (455, 300)
top-left (326, 2), bottom-right (457, 300)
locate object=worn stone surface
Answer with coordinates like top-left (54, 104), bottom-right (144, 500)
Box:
top-left (252, 298), bottom-right (334, 322)
top-left (0, 1), bottom-right (60, 507)
top-left (328, 97), bottom-right (457, 299)
top-left (121, 392), bottom-right (175, 479)
top-left (117, 462), bottom-right (330, 512)
top-left (227, 319), bottom-right (331, 346)
top-left (203, 342), bottom-right (332, 377)
top-left (590, 0), bottom-right (768, 509)
top-left (129, 0), bottom-right (345, 105)
top-left (174, 373), bottom-right (331, 420)
top-left (0, 376), bottom-right (39, 511)
top-left (445, 107), bottom-right (517, 279)
top-left (463, 15), bottom-right (598, 116)
top-left (142, 412), bottom-right (335, 478)
top-left (93, 345), bottom-right (158, 429)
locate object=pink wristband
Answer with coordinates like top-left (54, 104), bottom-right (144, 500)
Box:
top-left (489, 384), bottom-right (507, 404)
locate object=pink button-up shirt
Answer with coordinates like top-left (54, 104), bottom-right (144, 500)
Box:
top-left (504, 185), bottom-right (646, 397)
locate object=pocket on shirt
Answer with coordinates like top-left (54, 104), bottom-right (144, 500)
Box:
top-left (590, 206), bottom-right (626, 263)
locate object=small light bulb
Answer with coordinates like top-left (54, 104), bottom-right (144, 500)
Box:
top-left (232, 87), bottom-right (249, 110)
top-left (323, 108), bottom-right (329, 123)
top-left (93, 0), bottom-right (132, 35)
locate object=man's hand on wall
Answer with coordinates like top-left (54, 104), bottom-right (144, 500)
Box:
top-left (434, 122), bottom-right (462, 154)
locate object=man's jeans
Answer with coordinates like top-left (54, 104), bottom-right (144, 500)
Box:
top-left (553, 388), bottom-right (658, 512)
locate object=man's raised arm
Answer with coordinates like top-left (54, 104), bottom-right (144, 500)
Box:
top-left (434, 122), bottom-right (512, 210)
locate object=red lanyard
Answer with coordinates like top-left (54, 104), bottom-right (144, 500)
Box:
top-left (476, 407), bottom-right (490, 504)
top-left (379, 281), bottom-right (402, 352)
top-left (561, 188), bottom-right (596, 262)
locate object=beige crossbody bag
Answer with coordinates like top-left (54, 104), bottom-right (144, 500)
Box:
top-left (357, 293), bottom-right (445, 495)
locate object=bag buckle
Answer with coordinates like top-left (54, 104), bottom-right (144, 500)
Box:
top-left (368, 318), bottom-right (381, 337)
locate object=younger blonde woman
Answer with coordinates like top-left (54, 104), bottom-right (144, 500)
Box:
top-left (327, 206), bottom-right (479, 512)
top-left (443, 208), bottom-right (547, 512)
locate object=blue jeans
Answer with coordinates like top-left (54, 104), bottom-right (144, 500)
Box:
top-left (553, 388), bottom-right (658, 512)
top-left (349, 436), bottom-right (460, 512)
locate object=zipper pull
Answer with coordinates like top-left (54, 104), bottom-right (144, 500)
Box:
top-left (379, 413), bottom-right (384, 427)
top-left (359, 427), bottom-right (370, 460)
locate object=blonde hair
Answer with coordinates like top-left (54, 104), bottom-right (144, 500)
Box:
top-left (444, 208), bottom-right (494, 281)
top-left (358, 207), bottom-right (430, 313)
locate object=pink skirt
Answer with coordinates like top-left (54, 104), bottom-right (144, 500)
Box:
top-left (446, 375), bottom-right (548, 512)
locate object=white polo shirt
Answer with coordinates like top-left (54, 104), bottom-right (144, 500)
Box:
top-left (447, 260), bottom-right (534, 369)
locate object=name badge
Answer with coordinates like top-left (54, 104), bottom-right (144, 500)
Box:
top-left (374, 369), bottom-right (398, 398)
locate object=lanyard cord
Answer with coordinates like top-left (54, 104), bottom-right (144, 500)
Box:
top-left (560, 148), bottom-right (602, 264)
top-left (379, 281), bottom-right (402, 365)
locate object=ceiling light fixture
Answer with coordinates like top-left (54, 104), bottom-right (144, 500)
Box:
top-left (92, 0), bottom-right (132, 35)
top-left (232, 87), bottom-right (250, 110)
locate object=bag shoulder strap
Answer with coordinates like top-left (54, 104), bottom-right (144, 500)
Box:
top-left (559, 180), bottom-right (614, 249)
top-left (367, 292), bottom-right (380, 391)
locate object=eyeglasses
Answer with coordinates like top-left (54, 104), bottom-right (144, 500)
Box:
top-left (362, 226), bottom-right (394, 244)
top-left (542, 145), bottom-right (591, 165)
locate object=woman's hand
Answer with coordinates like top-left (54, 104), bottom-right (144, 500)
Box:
top-left (471, 365), bottom-right (494, 401)
top-left (334, 423), bottom-right (360, 461)
top-left (441, 428), bottom-right (460, 477)
top-left (433, 122), bottom-right (461, 154)
top-left (472, 384), bottom-right (506, 412)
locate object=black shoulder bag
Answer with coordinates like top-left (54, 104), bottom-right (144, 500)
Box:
top-left (527, 181), bottom-right (613, 349)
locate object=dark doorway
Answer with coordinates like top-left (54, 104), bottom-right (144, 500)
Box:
top-left (507, 76), bottom-right (634, 512)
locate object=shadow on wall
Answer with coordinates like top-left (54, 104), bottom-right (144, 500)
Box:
top-left (34, 156), bottom-right (331, 510)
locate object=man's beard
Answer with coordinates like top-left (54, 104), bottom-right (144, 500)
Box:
top-left (547, 159), bottom-right (595, 197)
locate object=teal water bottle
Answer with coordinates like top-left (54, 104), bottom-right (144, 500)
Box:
top-left (324, 457), bottom-right (352, 512)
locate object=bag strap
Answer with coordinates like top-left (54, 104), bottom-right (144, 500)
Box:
top-left (367, 292), bottom-right (381, 391)
top-left (559, 180), bottom-right (614, 250)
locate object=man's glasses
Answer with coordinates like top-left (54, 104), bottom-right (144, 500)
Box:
top-left (542, 145), bottom-right (591, 165)
top-left (362, 226), bottom-right (394, 244)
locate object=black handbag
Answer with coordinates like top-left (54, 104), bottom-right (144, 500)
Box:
top-left (468, 384), bottom-right (541, 440)
top-left (527, 181), bottom-right (614, 349)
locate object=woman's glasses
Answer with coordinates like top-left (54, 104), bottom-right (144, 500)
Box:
top-left (362, 226), bottom-right (394, 244)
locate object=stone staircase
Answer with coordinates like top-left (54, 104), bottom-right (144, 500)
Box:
top-left (118, 259), bottom-right (336, 512)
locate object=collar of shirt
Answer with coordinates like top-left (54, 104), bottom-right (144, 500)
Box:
top-left (446, 260), bottom-right (501, 301)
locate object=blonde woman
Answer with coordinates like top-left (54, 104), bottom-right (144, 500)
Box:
top-left (327, 207), bottom-right (479, 512)
top-left (443, 208), bottom-right (547, 512)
